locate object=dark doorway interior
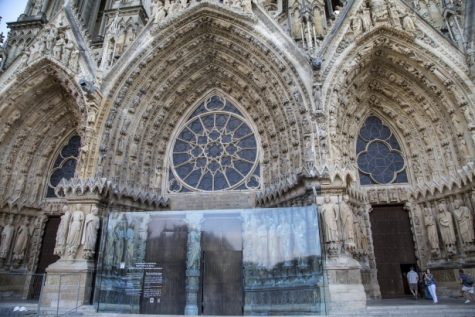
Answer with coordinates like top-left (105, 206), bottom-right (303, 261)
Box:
top-left (370, 205), bottom-right (417, 298)
top-left (200, 215), bottom-right (243, 315)
top-left (31, 216), bottom-right (60, 299)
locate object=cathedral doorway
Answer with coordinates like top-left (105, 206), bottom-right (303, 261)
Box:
top-left (31, 216), bottom-right (60, 299)
top-left (370, 205), bottom-right (417, 298)
top-left (200, 215), bottom-right (243, 315)
top-left (141, 217), bottom-right (188, 314)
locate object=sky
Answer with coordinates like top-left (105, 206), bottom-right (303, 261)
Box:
top-left (0, 0), bottom-right (28, 40)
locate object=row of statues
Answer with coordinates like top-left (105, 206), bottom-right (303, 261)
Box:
top-left (150, 0), bottom-right (252, 23)
top-left (102, 213), bottom-right (148, 271)
top-left (54, 205), bottom-right (100, 260)
top-left (0, 213), bottom-right (35, 269)
top-left (319, 195), bottom-right (369, 258)
top-left (423, 198), bottom-right (475, 257)
top-left (23, 26), bottom-right (80, 72)
top-left (242, 207), bottom-right (318, 269)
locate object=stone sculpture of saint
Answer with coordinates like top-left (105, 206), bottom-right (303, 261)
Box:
top-left (320, 195), bottom-right (339, 244)
top-left (437, 201), bottom-right (456, 255)
top-left (353, 207), bottom-right (365, 253)
top-left (402, 14), bottom-right (416, 32)
top-left (423, 206), bottom-right (440, 255)
top-left (256, 215), bottom-right (268, 268)
top-left (241, 0), bottom-right (252, 13)
top-left (452, 199), bottom-right (475, 247)
top-left (53, 32), bottom-right (66, 61)
top-left (62, 40), bottom-right (74, 65)
top-left (152, 0), bottom-right (167, 23)
top-left (186, 228), bottom-right (200, 269)
top-left (82, 207), bottom-right (100, 259)
top-left (12, 217), bottom-right (31, 263)
top-left (0, 216), bottom-right (14, 261)
top-left (112, 215), bottom-right (127, 266)
top-left (54, 205), bottom-right (71, 256)
top-left (369, 0), bottom-right (389, 23)
top-left (340, 195), bottom-right (356, 251)
top-left (66, 205), bottom-right (85, 257)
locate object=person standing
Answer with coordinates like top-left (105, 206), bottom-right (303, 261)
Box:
top-left (459, 269), bottom-right (475, 304)
top-left (407, 267), bottom-right (419, 299)
top-left (424, 269), bottom-right (438, 304)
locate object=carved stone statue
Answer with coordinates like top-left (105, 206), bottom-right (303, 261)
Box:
top-left (82, 207), bottom-right (100, 259)
top-left (452, 199), bottom-right (475, 249)
top-left (437, 201), bottom-right (457, 256)
top-left (340, 195), bottom-right (356, 251)
top-left (241, 0), bottom-right (252, 13)
top-left (62, 40), bottom-right (74, 65)
top-left (52, 32), bottom-right (66, 61)
top-left (112, 214), bottom-right (127, 267)
top-left (320, 195), bottom-right (340, 245)
top-left (186, 228), bottom-right (200, 269)
top-left (0, 216), bottom-right (14, 264)
top-left (152, 0), bottom-right (167, 23)
top-left (369, 0), bottom-right (389, 23)
top-left (402, 14), bottom-right (416, 32)
top-left (54, 205), bottom-right (71, 256)
top-left (353, 207), bottom-right (367, 254)
top-left (12, 218), bottom-right (31, 266)
top-left (423, 206), bottom-right (440, 256)
top-left (66, 205), bottom-right (85, 257)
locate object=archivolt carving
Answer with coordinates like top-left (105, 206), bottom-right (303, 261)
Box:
top-left (324, 28), bottom-right (475, 197)
top-left (95, 8), bottom-right (315, 195)
top-left (0, 63), bottom-right (85, 208)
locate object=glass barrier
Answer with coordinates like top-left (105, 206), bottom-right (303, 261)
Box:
top-left (96, 206), bottom-right (325, 315)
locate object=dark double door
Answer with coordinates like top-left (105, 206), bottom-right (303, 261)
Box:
top-left (370, 205), bottom-right (417, 298)
top-left (142, 215), bottom-right (243, 315)
top-left (200, 216), bottom-right (243, 315)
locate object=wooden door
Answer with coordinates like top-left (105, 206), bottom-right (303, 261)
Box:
top-left (370, 205), bottom-right (417, 298)
top-left (201, 216), bottom-right (243, 315)
top-left (141, 217), bottom-right (187, 314)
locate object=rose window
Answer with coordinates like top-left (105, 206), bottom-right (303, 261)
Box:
top-left (169, 95), bottom-right (260, 192)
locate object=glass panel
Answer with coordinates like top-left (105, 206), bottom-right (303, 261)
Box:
top-left (96, 206), bottom-right (325, 315)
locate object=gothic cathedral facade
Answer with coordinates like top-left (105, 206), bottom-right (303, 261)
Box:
top-left (0, 0), bottom-right (474, 314)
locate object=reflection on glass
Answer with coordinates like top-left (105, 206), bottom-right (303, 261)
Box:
top-left (96, 206), bottom-right (324, 315)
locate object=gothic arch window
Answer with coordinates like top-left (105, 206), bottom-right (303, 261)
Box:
top-left (46, 135), bottom-right (81, 198)
top-left (356, 116), bottom-right (408, 185)
top-left (169, 95), bottom-right (260, 192)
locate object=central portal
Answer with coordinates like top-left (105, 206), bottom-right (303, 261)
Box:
top-left (97, 206), bottom-right (324, 315)
top-left (200, 215), bottom-right (243, 315)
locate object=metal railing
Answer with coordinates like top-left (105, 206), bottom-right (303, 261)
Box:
top-left (0, 271), bottom-right (91, 316)
top-left (0, 272), bottom-right (45, 316)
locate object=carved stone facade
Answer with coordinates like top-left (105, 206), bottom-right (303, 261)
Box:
top-left (0, 0), bottom-right (474, 312)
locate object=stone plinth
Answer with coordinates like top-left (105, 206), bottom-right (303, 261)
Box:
top-left (325, 256), bottom-right (367, 313)
top-left (41, 259), bottom-right (95, 310)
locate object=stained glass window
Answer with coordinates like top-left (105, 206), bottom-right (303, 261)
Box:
top-left (46, 135), bottom-right (81, 197)
top-left (356, 116), bottom-right (407, 185)
top-left (169, 95), bottom-right (260, 192)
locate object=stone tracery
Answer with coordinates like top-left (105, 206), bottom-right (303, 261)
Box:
top-left (0, 0), bottom-right (473, 312)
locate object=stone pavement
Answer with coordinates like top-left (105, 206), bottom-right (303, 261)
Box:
top-left (1, 297), bottom-right (474, 317)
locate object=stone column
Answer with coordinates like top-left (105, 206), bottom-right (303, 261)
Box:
top-left (184, 213), bottom-right (202, 315)
top-left (40, 178), bottom-right (109, 311)
top-left (317, 190), bottom-right (368, 314)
